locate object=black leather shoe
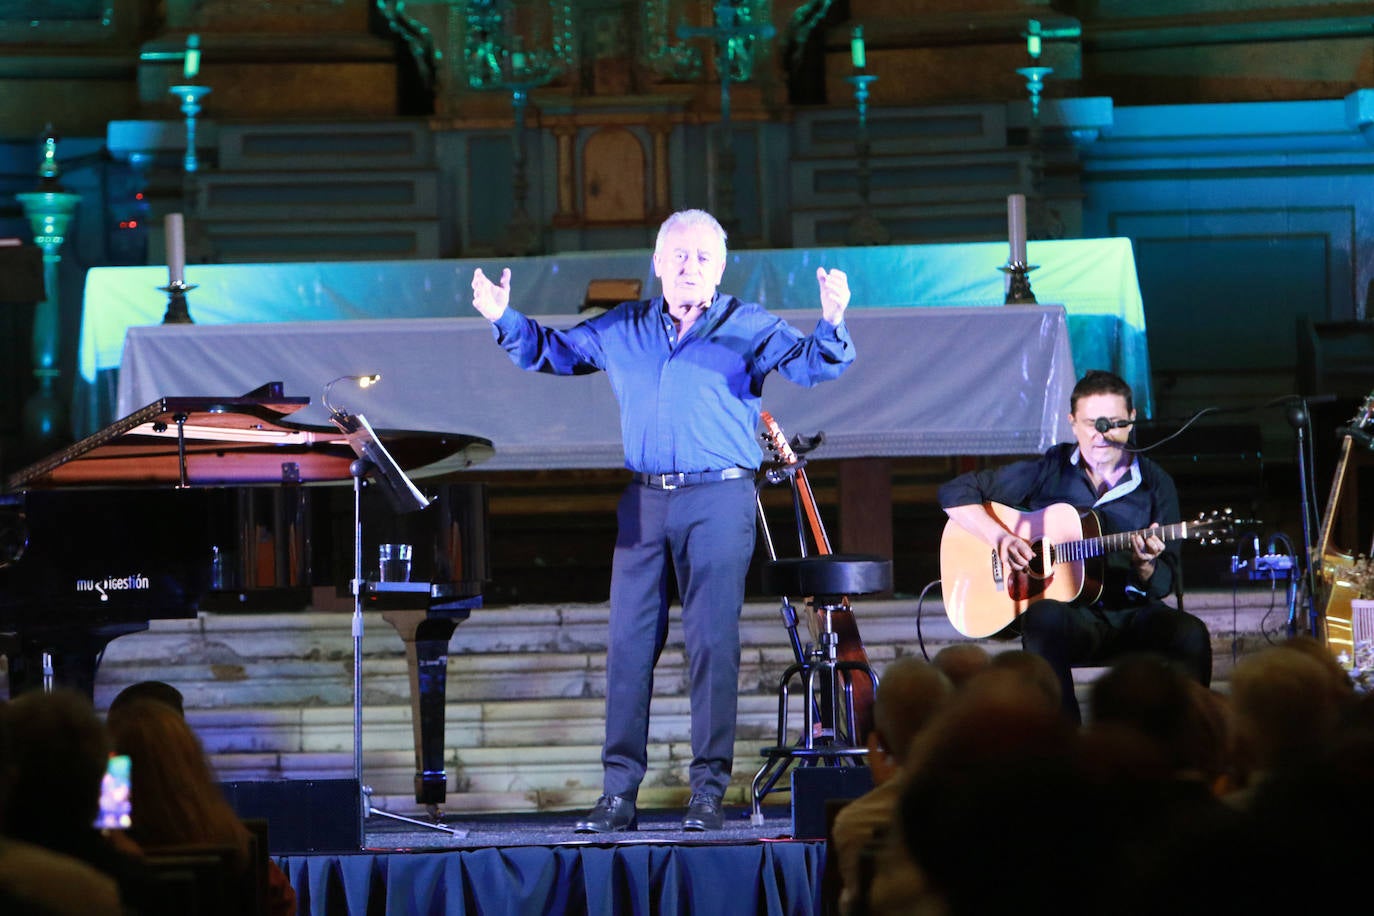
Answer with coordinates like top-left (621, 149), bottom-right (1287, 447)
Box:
top-left (682, 792), bottom-right (724, 831)
top-left (575, 795), bottom-right (637, 833)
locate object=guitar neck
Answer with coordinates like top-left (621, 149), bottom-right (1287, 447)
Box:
top-left (1060, 521), bottom-right (1188, 562)
top-left (793, 466), bottom-right (832, 555)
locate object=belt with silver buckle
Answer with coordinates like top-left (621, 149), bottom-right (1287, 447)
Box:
top-left (634, 468), bottom-right (753, 490)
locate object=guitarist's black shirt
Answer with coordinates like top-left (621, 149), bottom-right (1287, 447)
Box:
top-left (938, 442), bottom-right (1181, 608)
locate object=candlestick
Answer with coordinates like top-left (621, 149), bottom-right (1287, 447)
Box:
top-left (165, 212), bottom-right (186, 286)
top-left (676, 2), bottom-right (776, 233)
top-left (845, 72), bottom-right (888, 246)
top-left (157, 280), bottom-right (197, 324)
top-left (169, 84), bottom-right (212, 173)
top-left (851, 25), bottom-right (866, 70)
top-left (999, 262), bottom-right (1039, 305)
top-left (16, 139), bottom-right (80, 458)
top-left (1026, 19), bottom-right (1042, 60)
top-left (1007, 193), bottom-right (1027, 265)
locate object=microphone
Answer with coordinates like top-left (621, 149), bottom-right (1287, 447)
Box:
top-left (1093, 417), bottom-right (1134, 434)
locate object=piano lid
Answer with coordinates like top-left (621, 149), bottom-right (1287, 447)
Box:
top-left (5, 382), bottom-right (494, 490)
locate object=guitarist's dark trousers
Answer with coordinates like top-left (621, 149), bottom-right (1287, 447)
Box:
top-left (601, 475), bottom-right (758, 801)
top-left (1019, 598), bottom-right (1212, 723)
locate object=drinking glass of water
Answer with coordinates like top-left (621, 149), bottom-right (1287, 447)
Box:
top-left (378, 543), bottom-right (413, 582)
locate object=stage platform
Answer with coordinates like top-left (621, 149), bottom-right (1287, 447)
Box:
top-left (282, 806), bottom-right (824, 915)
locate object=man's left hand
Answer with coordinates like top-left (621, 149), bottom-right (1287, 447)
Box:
top-left (1130, 526), bottom-right (1165, 581)
top-left (817, 267), bottom-right (851, 325)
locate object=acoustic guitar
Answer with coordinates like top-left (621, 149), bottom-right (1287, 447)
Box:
top-left (940, 502), bottom-right (1238, 638)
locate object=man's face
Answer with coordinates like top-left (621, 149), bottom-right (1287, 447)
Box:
top-left (1070, 392), bottom-right (1135, 465)
top-left (653, 223), bottom-right (727, 309)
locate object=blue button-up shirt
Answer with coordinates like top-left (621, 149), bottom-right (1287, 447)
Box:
top-left (491, 294), bottom-right (855, 473)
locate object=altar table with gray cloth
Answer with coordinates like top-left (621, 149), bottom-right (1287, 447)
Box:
top-left (116, 306), bottom-right (1076, 469)
top-left (280, 841), bottom-right (824, 915)
top-left (78, 237), bottom-right (1150, 435)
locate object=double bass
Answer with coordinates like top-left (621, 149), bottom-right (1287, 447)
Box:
top-left (758, 411), bottom-right (878, 742)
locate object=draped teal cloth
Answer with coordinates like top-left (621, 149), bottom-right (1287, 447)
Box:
top-left (279, 841), bottom-right (825, 915)
top-left (77, 238), bottom-right (1152, 436)
top-left (113, 307), bottom-right (1078, 467)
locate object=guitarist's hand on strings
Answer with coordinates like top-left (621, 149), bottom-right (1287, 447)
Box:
top-left (1129, 526), bottom-right (1165, 581)
top-left (944, 504), bottom-right (1036, 576)
top-left (1000, 533), bottom-right (1035, 575)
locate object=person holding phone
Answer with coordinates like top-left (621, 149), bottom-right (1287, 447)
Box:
top-left (108, 698), bottom-right (298, 916)
top-left (1, 689), bottom-right (158, 912)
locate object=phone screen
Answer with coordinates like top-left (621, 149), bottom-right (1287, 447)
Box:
top-left (94, 754), bottom-right (132, 830)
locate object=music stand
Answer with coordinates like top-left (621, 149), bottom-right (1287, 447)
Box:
top-left (330, 410), bottom-right (466, 838)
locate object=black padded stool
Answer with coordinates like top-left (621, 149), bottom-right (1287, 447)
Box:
top-left (750, 553), bottom-right (892, 823)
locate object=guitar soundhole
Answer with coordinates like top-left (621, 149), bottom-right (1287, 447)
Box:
top-left (1026, 540), bottom-right (1048, 580)
top-left (1008, 539), bottom-right (1051, 602)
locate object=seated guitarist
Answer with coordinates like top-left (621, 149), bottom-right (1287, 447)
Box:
top-left (938, 369), bottom-right (1212, 722)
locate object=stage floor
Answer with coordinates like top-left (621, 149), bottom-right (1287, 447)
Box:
top-left (362, 804), bottom-right (799, 851)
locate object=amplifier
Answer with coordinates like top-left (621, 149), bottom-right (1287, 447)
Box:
top-left (219, 778), bottom-right (362, 853)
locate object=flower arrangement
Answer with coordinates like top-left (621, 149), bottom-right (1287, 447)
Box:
top-left (1342, 555), bottom-right (1374, 692)
top-left (1353, 642), bottom-right (1374, 694)
top-left (1347, 554), bottom-right (1374, 601)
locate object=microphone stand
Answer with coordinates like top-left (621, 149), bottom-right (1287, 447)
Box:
top-left (335, 412), bottom-right (465, 840)
top-left (1136, 395), bottom-right (1337, 636)
top-left (1284, 398), bottom-right (1321, 637)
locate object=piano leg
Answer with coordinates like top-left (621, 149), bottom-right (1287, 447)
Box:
top-left (380, 609), bottom-right (464, 813)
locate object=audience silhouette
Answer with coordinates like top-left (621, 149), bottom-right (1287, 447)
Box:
top-left (829, 656), bottom-right (953, 915)
top-left (816, 635), bottom-right (1373, 916)
top-left (2, 688), bottom-right (162, 912)
top-left (0, 681), bottom-right (298, 915)
top-left (0, 699), bottom-right (123, 914)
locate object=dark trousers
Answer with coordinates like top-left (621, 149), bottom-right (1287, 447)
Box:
top-left (1020, 599), bottom-right (1213, 724)
top-left (601, 476), bottom-right (758, 801)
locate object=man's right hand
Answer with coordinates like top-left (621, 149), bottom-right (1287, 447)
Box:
top-left (472, 267), bottom-right (511, 321)
top-left (946, 503), bottom-right (1034, 574)
top-left (998, 533), bottom-right (1035, 575)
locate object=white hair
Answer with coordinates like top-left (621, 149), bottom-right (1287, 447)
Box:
top-left (655, 209), bottom-right (727, 260)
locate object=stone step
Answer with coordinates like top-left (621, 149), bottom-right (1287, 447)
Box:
top-left (215, 121), bottom-right (435, 172)
top-left (197, 170), bottom-right (439, 220)
top-left (789, 194), bottom-right (1083, 248)
top-left (790, 151), bottom-right (1036, 209)
top-left (89, 592), bottom-right (1277, 817)
top-left (203, 218), bottom-right (441, 261)
top-left (791, 104), bottom-right (1010, 158)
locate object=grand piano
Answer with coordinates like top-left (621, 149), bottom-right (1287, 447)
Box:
top-left (0, 382), bottom-right (493, 807)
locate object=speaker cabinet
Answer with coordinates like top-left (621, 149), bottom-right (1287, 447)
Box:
top-left (790, 766), bottom-right (874, 839)
top-left (219, 778), bottom-right (362, 853)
